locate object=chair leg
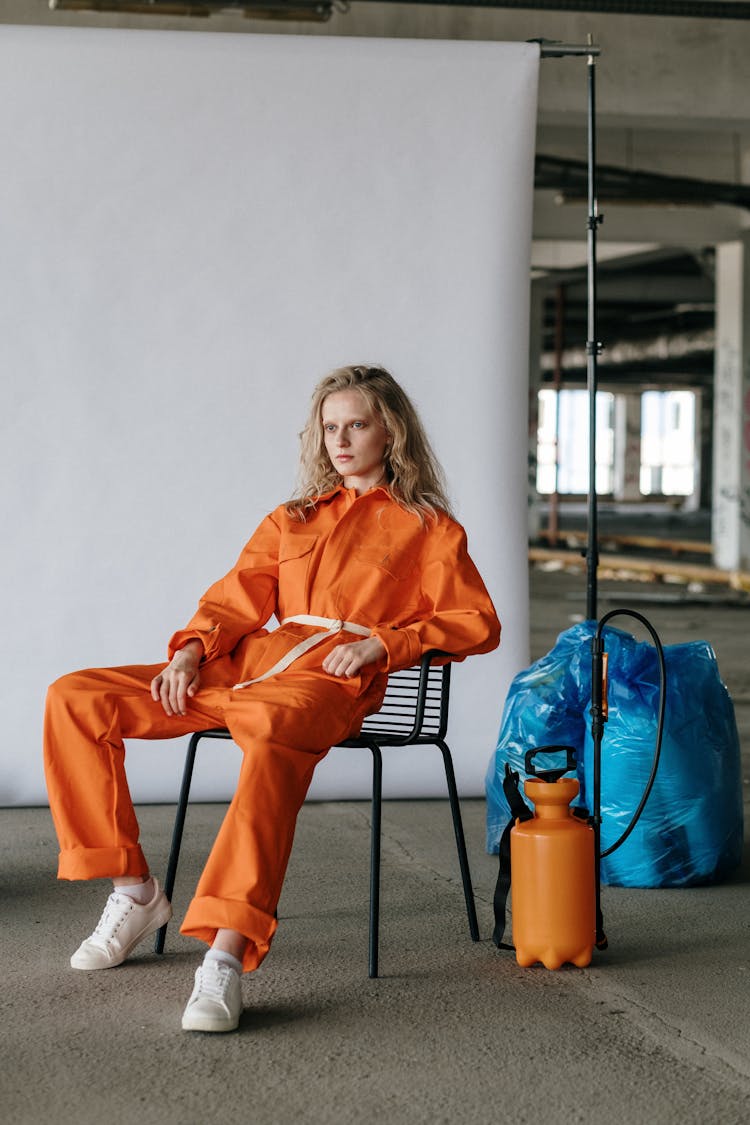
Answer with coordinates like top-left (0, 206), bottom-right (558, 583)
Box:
top-left (438, 740), bottom-right (480, 942)
top-left (369, 744), bottom-right (383, 979)
top-left (154, 732), bottom-right (200, 954)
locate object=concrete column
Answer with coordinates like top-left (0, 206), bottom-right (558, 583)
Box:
top-left (613, 392), bottom-right (642, 501)
top-left (527, 281), bottom-right (545, 540)
top-left (712, 234), bottom-right (750, 571)
top-left (683, 391), bottom-right (702, 515)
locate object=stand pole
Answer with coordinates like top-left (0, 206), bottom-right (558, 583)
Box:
top-left (536, 39), bottom-right (602, 618)
top-left (590, 632), bottom-right (605, 946)
top-left (585, 37), bottom-right (602, 621)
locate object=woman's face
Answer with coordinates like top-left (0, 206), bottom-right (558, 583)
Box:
top-left (322, 389), bottom-right (389, 494)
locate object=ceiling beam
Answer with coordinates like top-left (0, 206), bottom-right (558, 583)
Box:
top-left (356, 0), bottom-right (750, 18)
top-left (48, 0), bottom-right (750, 18)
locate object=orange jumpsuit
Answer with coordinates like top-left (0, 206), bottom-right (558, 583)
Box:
top-left (44, 485), bottom-right (500, 971)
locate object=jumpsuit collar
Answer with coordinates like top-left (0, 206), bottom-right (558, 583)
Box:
top-left (315, 483), bottom-right (393, 505)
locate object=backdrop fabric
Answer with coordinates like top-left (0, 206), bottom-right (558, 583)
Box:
top-left (0, 25), bottom-right (539, 805)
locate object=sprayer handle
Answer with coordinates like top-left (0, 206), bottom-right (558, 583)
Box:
top-left (524, 745), bottom-right (578, 781)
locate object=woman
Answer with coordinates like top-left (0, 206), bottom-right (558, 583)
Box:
top-left (44, 365), bottom-right (500, 1033)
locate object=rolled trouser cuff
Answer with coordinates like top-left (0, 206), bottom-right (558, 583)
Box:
top-left (57, 844), bottom-right (148, 881)
top-left (180, 895), bottom-right (278, 973)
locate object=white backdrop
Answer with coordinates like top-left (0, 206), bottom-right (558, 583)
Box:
top-left (0, 26), bottom-right (539, 806)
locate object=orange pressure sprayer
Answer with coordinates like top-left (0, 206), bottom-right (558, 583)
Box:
top-left (510, 747), bottom-right (596, 970)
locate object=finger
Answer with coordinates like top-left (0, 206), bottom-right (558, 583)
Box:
top-left (160, 676), bottom-right (175, 717)
top-left (329, 654), bottom-right (352, 676)
top-left (176, 671), bottom-right (196, 714)
top-left (333, 654), bottom-right (361, 678)
top-left (168, 676), bottom-right (183, 717)
top-left (150, 675), bottom-right (162, 702)
top-left (324, 640), bottom-right (357, 671)
top-left (175, 680), bottom-right (187, 716)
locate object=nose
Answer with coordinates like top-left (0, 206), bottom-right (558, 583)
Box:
top-left (337, 432), bottom-right (350, 447)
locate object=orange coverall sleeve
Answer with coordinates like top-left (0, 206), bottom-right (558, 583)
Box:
top-left (167, 512), bottom-right (282, 664)
top-left (371, 518), bottom-right (500, 673)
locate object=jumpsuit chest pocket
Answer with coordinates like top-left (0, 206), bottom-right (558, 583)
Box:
top-left (278, 535), bottom-right (318, 593)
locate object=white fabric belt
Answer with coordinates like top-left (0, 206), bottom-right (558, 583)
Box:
top-left (232, 615), bottom-right (371, 690)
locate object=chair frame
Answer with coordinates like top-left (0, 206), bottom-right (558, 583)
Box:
top-left (154, 650), bottom-right (480, 978)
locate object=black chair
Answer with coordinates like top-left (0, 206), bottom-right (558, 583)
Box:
top-left (154, 650), bottom-right (480, 978)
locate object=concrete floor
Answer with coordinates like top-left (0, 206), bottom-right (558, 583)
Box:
top-left (3, 566), bottom-right (749, 1125)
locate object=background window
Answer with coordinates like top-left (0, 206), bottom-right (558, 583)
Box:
top-left (640, 390), bottom-right (696, 496)
top-left (537, 389), bottom-right (615, 495)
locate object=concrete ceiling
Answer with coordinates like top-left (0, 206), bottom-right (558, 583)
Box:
top-left (4, 0), bottom-right (750, 380)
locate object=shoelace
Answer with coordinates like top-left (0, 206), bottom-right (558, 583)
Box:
top-left (194, 962), bottom-right (234, 1004)
top-left (91, 893), bottom-right (134, 945)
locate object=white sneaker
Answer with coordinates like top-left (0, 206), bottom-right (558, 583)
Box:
top-left (181, 960), bottom-right (242, 1033)
top-left (70, 879), bottom-right (172, 970)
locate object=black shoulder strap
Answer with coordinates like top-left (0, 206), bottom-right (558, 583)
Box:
top-left (492, 764), bottom-right (534, 949)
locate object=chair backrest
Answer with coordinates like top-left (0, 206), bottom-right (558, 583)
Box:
top-left (356, 652), bottom-right (451, 746)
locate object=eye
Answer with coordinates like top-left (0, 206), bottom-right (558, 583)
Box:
top-left (323, 423), bottom-right (336, 432)
top-left (351, 421), bottom-right (365, 429)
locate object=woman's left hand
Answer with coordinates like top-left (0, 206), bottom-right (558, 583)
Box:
top-left (322, 635), bottom-right (386, 678)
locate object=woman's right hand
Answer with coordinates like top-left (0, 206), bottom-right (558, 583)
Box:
top-left (150, 640), bottom-right (203, 717)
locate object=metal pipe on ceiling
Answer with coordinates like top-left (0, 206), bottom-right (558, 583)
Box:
top-left (49, 0), bottom-right (750, 18)
top-left (357, 1), bottom-right (750, 19)
top-left (49, 1), bottom-right (335, 18)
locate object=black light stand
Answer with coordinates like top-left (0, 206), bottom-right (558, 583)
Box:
top-left (585, 39), bottom-right (603, 622)
top-left (538, 38), bottom-right (603, 621)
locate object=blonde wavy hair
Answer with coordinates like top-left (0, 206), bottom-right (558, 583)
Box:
top-left (285, 365), bottom-right (453, 522)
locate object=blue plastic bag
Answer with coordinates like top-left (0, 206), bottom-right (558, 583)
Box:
top-left (486, 622), bottom-right (744, 888)
top-left (584, 637), bottom-right (743, 887)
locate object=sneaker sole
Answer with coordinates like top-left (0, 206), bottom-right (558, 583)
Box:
top-left (70, 900), bottom-right (173, 970)
top-left (181, 1012), bottom-right (240, 1033)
